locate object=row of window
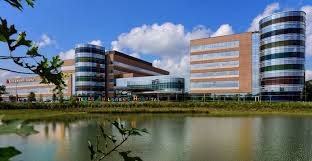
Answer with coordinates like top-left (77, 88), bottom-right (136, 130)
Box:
top-left (191, 41), bottom-right (239, 52)
top-left (75, 47), bottom-right (105, 55)
top-left (260, 64), bottom-right (304, 72)
top-left (260, 28), bottom-right (305, 39)
top-left (128, 82), bottom-right (184, 91)
top-left (261, 70), bottom-right (304, 78)
top-left (6, 88), bottom-right (68, 95)
top-left (191, 81), bottom-right (239, 89)
top-left (76, 52), bottom-right (105, 59)
top-left (261, 77), bottom-right (304, 85)
top-left (261, 34), bottom-right (305, 45)
top-left (75, 86), bottom-right (105, 92)
top-left (191, 51), bottom-right (239, 60)
top-left (75, 66), bottom-right (105, 73)
top-left (260, 16), bottom-right (305, 29)
top-left (191, 61), bottom-right (239, 69)
top-left (261, 46), bottom-right (305, 56)
top-left (113, 61), bottom-right (162, 76)
top-left (191, 70), bottom-right (239, 78)
top-left (261, 58), bottom-right (305, 67)
top-left (261, 22), bottom-right (305, 34)
top-left (75, 62), bottom-right (106, 68)
top-left (261, 85), bottom-right (303, 92)
top-left (260, 52), bottom-right (304, 61)
top-left (75, 81), bottom-right (105, 86)
top-left (75, 57), bottom-right (105, 64)
top-left (75, 76), bottom-right (105, 82)
top-left (260, 40), bottom-right (305, 50)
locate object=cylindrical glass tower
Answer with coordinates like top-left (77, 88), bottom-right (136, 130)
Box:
top-left (259, 11), bottom-right (306, 101)
top-left (75, 44), bottom-right (106, 100)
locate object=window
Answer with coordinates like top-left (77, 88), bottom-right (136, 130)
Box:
top-left (191, 81), bottom-right (239, 89)
top-left (191, 51), bottom-right (239, 60)
top-left (191, 41), bottom-right (239, 52)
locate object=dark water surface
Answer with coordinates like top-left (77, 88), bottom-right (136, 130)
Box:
top-left (1, 114), bottom-right (312, 161)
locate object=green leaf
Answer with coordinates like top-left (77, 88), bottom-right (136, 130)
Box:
top-left (4, 0), bottom-right (35, 10)
top-left (25, 0), bottom-right (35, 8)
top-left (0, 120), bottom-right (38, 136)
top-left (99, 125), bottom-right (117, 143)
top-left (4, 0), bottom-right (23, 10)
top-left (12, 32), bottom-right (32, 49)
top-left (0, 146), bottom-right (21, 161)
top-left (88, 141), bottom-right (96, 160)
top-left (26, 46), bottom-right (41, 56)
top-left (119, 151), bottom-right (143, 161)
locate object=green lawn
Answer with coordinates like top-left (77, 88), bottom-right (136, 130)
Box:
top-left (2, 107), bottom-right (312, 121)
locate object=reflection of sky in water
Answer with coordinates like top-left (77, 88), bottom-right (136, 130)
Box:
top-left (1, 115), bottom-right (312, 161)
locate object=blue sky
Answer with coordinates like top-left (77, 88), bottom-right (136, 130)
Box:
top-left (0, 0), bottom-right (311, 81)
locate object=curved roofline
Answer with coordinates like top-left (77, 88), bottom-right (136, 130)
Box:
top-left (76, 44), bottom-right (105, 49)
top-left (260, 10), bottom-right (306, 24)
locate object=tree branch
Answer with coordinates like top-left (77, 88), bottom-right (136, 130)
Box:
top-left (0, 56), bottom-right (37, 59)
top-left (0, 67), bottom-right (35, 74)
top-left (99, 135), bottom-right (130, 161)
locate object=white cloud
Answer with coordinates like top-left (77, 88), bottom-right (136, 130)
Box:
top-left (301, 6), bottom-right (312, 56)
top-left (306, 70), bottom-right (312, 81)
top-left (58, 40), bottom-right (103, 60)
top-left (37, 34), bottom-right (54, 48)
top-left (248, 3), bottom-right (280, 32)
top-left (58, 49), bottom-right (75, 60)
top-left (211, 24), bottom-right (234, 37)
top-left (130, 52), bottom-right (141, 59)
top-left (89, 40), bottom-right (102, 46)
top-left (111, 22), bottom-right (214, 75)
top-left (0, 70), bottom-right (23, 85)
top-left (111, 22), bottom-right (236, 75)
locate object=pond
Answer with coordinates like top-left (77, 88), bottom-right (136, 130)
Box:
top-left (1, 114), bottom-right (312, 161)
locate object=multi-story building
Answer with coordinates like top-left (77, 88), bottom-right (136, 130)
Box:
top-left (190, 32), bottom-right (260, 98)
top-left (3, 59), bottom-right (75, 101)
top-left (115, 75), bottom-right (185, 100)
top-left (75, 44), bottom-right (106, 100)
top-left (105, 50), bottom-right (169, 97)
top-left (2, 46), bottom-right (169, 101)
top-left (259, 11), bottom-right (306, 101)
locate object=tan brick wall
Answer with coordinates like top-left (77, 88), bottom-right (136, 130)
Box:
top-left (190, 32), bottom-right (253, 94)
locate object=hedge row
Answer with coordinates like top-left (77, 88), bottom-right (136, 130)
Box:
top-left (1, 101), bottom-right (312, 110)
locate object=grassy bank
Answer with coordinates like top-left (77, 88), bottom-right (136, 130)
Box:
top-left (1, 101), bottom-right (312, 120)
top-left (1, 101), bottom-right (312, 110)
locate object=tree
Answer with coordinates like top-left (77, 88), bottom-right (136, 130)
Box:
top-left (52, 93), bottom-right (57, 102)
top-left (305, 80), bottom-right (312, 101)
top-left (39, 94), bottom-right (43, 102)
top-left (0, 0), bottom-right (66, 96)
top-left (27, 92), bottom-right (36, 102)
top-left (0, 85), bottom-right (5, 101)
top-left (8, 95), bottom-right (16, 102)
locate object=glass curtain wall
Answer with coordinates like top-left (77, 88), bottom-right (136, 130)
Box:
top-left (259, 11), bottom-right (306, 101)
top-left (75, 44), bottom-right (106, 99)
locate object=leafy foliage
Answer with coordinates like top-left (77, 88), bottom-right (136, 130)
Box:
top-left (305, 80), bottom-right (312, 101)
top-left (27, 92), bottom-right (36, 102)
top-left (0, 85), bottom-right (5, 101)
top-left (4, 0), bottom-right (34, 10)
top-left (0, 0), bottom-right (66, 96)
top-left (0, 115), bottom-right (38, 160)
top-left (88, 120), bottom-right (148, 161)
top-left (0, 146), bottom-right (21, 161)
top-left (0, 120), bottom-right (38, 136)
